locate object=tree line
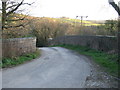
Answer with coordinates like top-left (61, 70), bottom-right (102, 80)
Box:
top-left (1, 0), bottom-right (118, 46)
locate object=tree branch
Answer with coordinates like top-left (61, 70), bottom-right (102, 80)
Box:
top-left (6, 2), bottom-right (34, 10)
top-left (22, 2), bottom-right (35, 5)
top-left (6, 4), bottom-right (19, 10)
top-left (6, 18), bottom-right (25, 21)
top-left (110, 2), bottom-right (120, 16)
top-left (6, 0), bottom-right (24, 16)
top-left (4, 24), bottom-right (25, 29)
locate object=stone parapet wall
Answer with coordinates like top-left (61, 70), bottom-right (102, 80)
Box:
top-left (50, 35), bottom-right (117, 52)
top-left (2, 37), bottom-right (36, 58)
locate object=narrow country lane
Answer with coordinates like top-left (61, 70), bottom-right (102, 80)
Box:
top-left (2, 47), bottom-right (117, 88)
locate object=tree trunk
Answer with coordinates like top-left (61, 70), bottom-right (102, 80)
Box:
top-left (118, 18), bottom-right (120, 64)
top-left (2, 2), bottom-right (6, 30)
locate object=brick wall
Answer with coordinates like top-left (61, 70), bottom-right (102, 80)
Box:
top-left (49, 35), bottom-right (117, 52)
top-left (2, 37), bottom-right (36, 58)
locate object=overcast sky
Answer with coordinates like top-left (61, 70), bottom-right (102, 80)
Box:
top-left (21, 0), bottom-right (120, 20)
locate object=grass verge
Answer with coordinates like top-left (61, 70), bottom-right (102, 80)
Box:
top-left (52, 44), bottom-right (119, 77)
top-left (2, 49), bottom-right (40, 68)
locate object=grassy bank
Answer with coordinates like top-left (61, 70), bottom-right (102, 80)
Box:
top-left (52, 45), bottom-right (119, 77)
top-left (2, 49), bottom-right (40, 68)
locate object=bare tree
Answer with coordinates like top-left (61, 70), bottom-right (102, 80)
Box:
top-left (108, 0), bottom-right (120, 63)
top-left (1, 0), bottom-right (34, 30)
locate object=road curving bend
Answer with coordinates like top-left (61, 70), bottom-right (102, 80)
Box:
top-left (2, 47), bottom-right (118, 88)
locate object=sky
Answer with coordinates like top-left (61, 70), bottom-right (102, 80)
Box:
top-left (13, 0), bottom-right (120, 20)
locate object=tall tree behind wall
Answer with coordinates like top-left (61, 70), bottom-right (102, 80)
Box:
top-left (1, 0), bottom-right (34, 38)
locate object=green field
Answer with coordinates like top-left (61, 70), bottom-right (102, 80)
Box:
top-left (56, 18), bottom-right (102, 26)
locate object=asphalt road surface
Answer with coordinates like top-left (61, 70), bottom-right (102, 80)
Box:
top-left (2, 47), bottom-right (92, 88)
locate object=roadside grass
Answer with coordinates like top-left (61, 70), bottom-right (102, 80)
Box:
top-left (0, 62), bottom-right (2, 69)
top-left (2, 49), bottom-right (40, 68)
top-left (52, 44), bottom-right (119, 77)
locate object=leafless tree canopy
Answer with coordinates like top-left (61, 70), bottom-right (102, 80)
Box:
top-left (1, 0), bottom-right (34, 29)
